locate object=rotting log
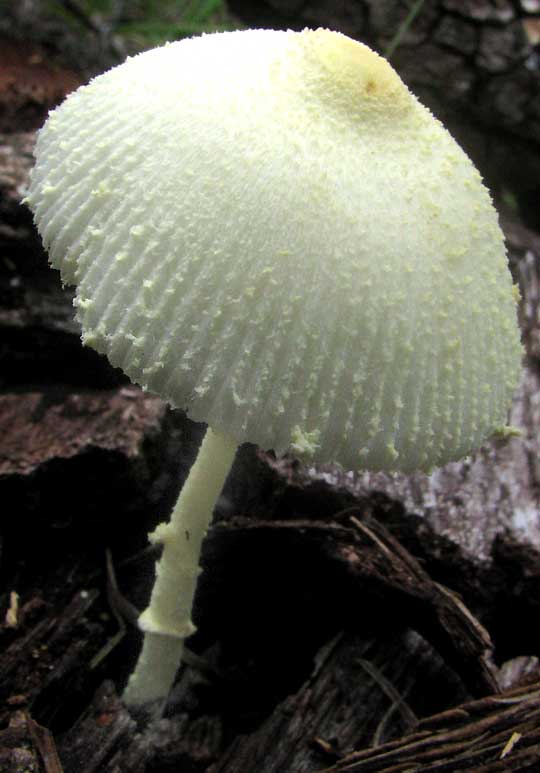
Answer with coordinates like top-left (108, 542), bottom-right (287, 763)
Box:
top-left (325, 680), bottom-right (540, 772)
top-left (1, 14), bottom-right (540, 768)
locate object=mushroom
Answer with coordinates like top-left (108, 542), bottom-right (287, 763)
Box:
top-left (25, 28), bottom-right (522, 707)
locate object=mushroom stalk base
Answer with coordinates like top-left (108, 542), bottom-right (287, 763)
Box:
top-left (123, 427), bottom-right (238, 707)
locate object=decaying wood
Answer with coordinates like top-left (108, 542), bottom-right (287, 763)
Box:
top-left (58, 683), bottom-right (147, 773)
top-left (1, 5), bottom-right (540, 767)
top-left (326, 681), bottom-right (540, 772)
top-left (209, 631), bottom-right (468, 773)
top-left (0, 709), bottom-right (64, 773)
top-left (207, 510), bottom-right (499, 699)
top-left (0, 388), bottom-right (165, 478)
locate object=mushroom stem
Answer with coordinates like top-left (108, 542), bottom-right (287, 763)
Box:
top-left (123, 427), bottom-right (237, 707)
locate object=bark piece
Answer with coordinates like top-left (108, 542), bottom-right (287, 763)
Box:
top-left (58, 682), bottom-right (146, 773)
top-left (0, 387), bottom-right (167, 535)
top-left (326, 680), bottom-right (540, 772)
top-left (0, 387), bottom-right (164, 477)
top-left (58, 678), bottom-right (225, 773)
top-left (0, 709), bottom-right (63, 773)
top-left (209, 631), bottom-right (468, 773)
top-left (205, 510), bottom-right (498, 699)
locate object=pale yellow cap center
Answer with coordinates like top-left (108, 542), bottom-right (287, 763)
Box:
top-left (310, 29), bottom-right (410, 101)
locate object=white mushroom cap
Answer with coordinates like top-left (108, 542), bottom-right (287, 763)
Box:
top-left (27, 28), bottom-right (522, 472)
